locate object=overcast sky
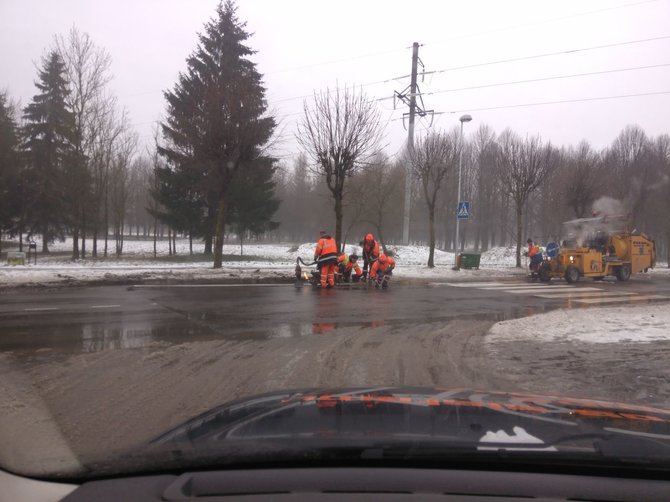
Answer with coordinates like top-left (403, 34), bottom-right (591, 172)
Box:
top-left (1, 0), bottom-right (669, 163)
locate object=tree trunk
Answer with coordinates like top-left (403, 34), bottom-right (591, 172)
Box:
top-left (153, 217), bottom-right (157, 259)
top-left (92, 228), bottom-right (98, 258)
top-left (334, 192), bottom-right (343, 252)
top-left (168, 228), bottom-right (172, 256)
top-left (213, 195), bottom-right (226, 268)
top-left (72, 227), bottom-right (79, 260)
top-left (81, 211), bottom-right (86, 259)
top-left (428, 206), bottom-right (435, 268)
top-left (42, 224), bottom-right (49, 253)
top-left (515, 201), bottom-right (523, 268)
top-left (376, 225), bottom-right (387, 255)
top-left (104, 218), bottom-right (109, 258)
top-left (240, 232), bottom-right (244, 256)
top-left (18, 225), bottom-right (23, 252)
top-left (189, 229), bottom-right (193, 256)
top-left (172, 229), bottom-right (176, 254)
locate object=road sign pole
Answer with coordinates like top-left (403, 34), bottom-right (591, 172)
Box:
top-left (455, 120), bottom-right (464, 253)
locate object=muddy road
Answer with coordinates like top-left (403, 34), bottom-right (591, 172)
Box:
top-left (1, 277), bottom-right (670, 461)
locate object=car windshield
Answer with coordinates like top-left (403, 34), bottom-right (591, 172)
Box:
top-left (1, 0), bottom-right (670, 481)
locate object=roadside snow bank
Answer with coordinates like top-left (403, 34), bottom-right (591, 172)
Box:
top-left (1, 240), bottom-right (527, 287)
top-left (487, 304), bottom-right (670, 344)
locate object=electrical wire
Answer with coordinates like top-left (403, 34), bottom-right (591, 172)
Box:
top-left (393, 35), bottom-right (670, 82)
top-left (387, 90), bottom-right (670, 120)
top-left (273, 36), bottom-right (670, 107)
top-left (416, 62), bottom-right (670, 98)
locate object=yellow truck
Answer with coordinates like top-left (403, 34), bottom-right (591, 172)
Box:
top-left (539, 216), bottom-right (655, 283)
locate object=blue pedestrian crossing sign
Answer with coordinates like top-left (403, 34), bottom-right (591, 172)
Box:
top-left (457, 201), bottom-right (470, 220)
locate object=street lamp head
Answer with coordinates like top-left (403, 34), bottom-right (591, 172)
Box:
top-left (459, 114), bottom-right (472, 123)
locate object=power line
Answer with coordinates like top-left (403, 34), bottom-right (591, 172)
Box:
top-left (405, 62), bottom-right (670, 98)
top-left (388, 90), bottom-right (670, 120)
top-left (262, 0), bottom-right (665, 78)
top-left (392, 34), bottom-right (670, 82)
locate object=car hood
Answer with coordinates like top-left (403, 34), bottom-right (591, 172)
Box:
top-left (149, 386), bottom-right (670, 452)
top-left (74, 387), bottom-right (670, 478)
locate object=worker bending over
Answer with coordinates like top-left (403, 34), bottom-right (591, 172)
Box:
top-left (337, 253), bottom-right (363, 283)
top-left (361, 233), bottom-right (380, 278)
top-left (369, 253), bottom-right (395, 289)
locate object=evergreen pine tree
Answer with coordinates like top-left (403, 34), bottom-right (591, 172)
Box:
top-left (228, 157), bottom-right (280, 253)
top-left (22, 50), bottom-right (76, 252)
top-left (158, 0), bottom-right (275, 268)
top-left (0, 92), bottom-right (21, 247)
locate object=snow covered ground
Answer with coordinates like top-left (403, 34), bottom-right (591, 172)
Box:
top-left (1, 238), bottom-right (666, 287)
top-left (0, 238), bottom-right (526, 287)
top-left (487, 304), bottom-right (670, 344)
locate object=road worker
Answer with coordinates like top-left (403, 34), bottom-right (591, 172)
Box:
top-left (369, 253), bottom-right (395, 289)
top-left (361, 233), bottom-right (380, 278)
top-left (524, 238), bottom-right (543, 275)
top-left (314, 230), bottom-right (338, 288)
top-left (338, 253), bottom-right (363, 283)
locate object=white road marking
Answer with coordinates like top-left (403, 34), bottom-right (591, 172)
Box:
top-left (533, 291), bottom-right (636, 299)
top-left (433, 282), bottom-right (510, 288)
top-left (571, 295), bottom-right (670, 305)
top-left (23, 307), bottom-right (59, 311)
top-left (479, 284), bottom-right (578, 290)
top-left (131, 284), bottom-right (291, 288)
top-left (506, 287), bottom-right (603, 294)
top-left (90, 304), bottom-right (121, 309)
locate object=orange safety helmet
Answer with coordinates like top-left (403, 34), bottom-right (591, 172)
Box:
top-left (379, 254), bottom-right (388, 264)
top-left (365, 233), bottom-right (374, 241)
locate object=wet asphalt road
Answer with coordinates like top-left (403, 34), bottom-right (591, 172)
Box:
top-left (1, 274), bottom-right (670, 354)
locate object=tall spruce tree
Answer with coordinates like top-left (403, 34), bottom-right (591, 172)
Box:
top-left (0, 92), bottom-right (21, 249)
top-left (159, 0), bottom-right (275, 268)
top-left (228, 157), bottom-right (280, 253)
top-left (22, 51), bottom-right (76, 252)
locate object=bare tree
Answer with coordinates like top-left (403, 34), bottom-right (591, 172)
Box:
top-left (89, 99), bottom-right (123, 257)
top-left (497, 130), bottom-right (557, 267)
top-left (562, 141), bottom-right (602, 218)
top-left (471, 124), bottom-right (499, 251)
top-left (297, 86), bottom-right (383, 250)
top-left (55, 26), bottom-right (112, 259)
top-left (108, 121), bottom-right (137, 256)
top-left (412, 129), bottom-right (459, 267)
top-left (359, 156), bottom-right (404, 253)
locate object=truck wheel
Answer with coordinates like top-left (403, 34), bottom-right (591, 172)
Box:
top-left (616, 265), bottom-right (631, 282)
top-left (539, 263), bottom-right (552, 282)
top-left (565, 266), bottom-right (580, 284)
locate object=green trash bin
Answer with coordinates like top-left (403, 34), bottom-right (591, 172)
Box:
top-left (459, 253), bottom-right (481, 270)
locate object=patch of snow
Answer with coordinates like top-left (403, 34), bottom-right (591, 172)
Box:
top-left (487, 304), bottom-right (670, 344)
top-left (0, 239), bottom-right (529, 287)
top-left (478, 426), bottom-right (557, 452)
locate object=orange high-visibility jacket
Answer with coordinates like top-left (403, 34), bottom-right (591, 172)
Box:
top-left (338, 254), bottom-right (362, 276)
top-left (528, 244), bottom-right (540, 257)
top-left (315, 236), bottom-right (338, 265)
top-left (370, 255), bottom-right (395, 277)
top-left (363, 239), bottom-right (380, 261)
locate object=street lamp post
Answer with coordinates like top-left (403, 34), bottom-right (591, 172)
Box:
top-left (454, 114), bottom-right (472, 260)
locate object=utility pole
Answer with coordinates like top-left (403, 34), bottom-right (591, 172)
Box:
top-left (394, 42), bottom-right (433, 245)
